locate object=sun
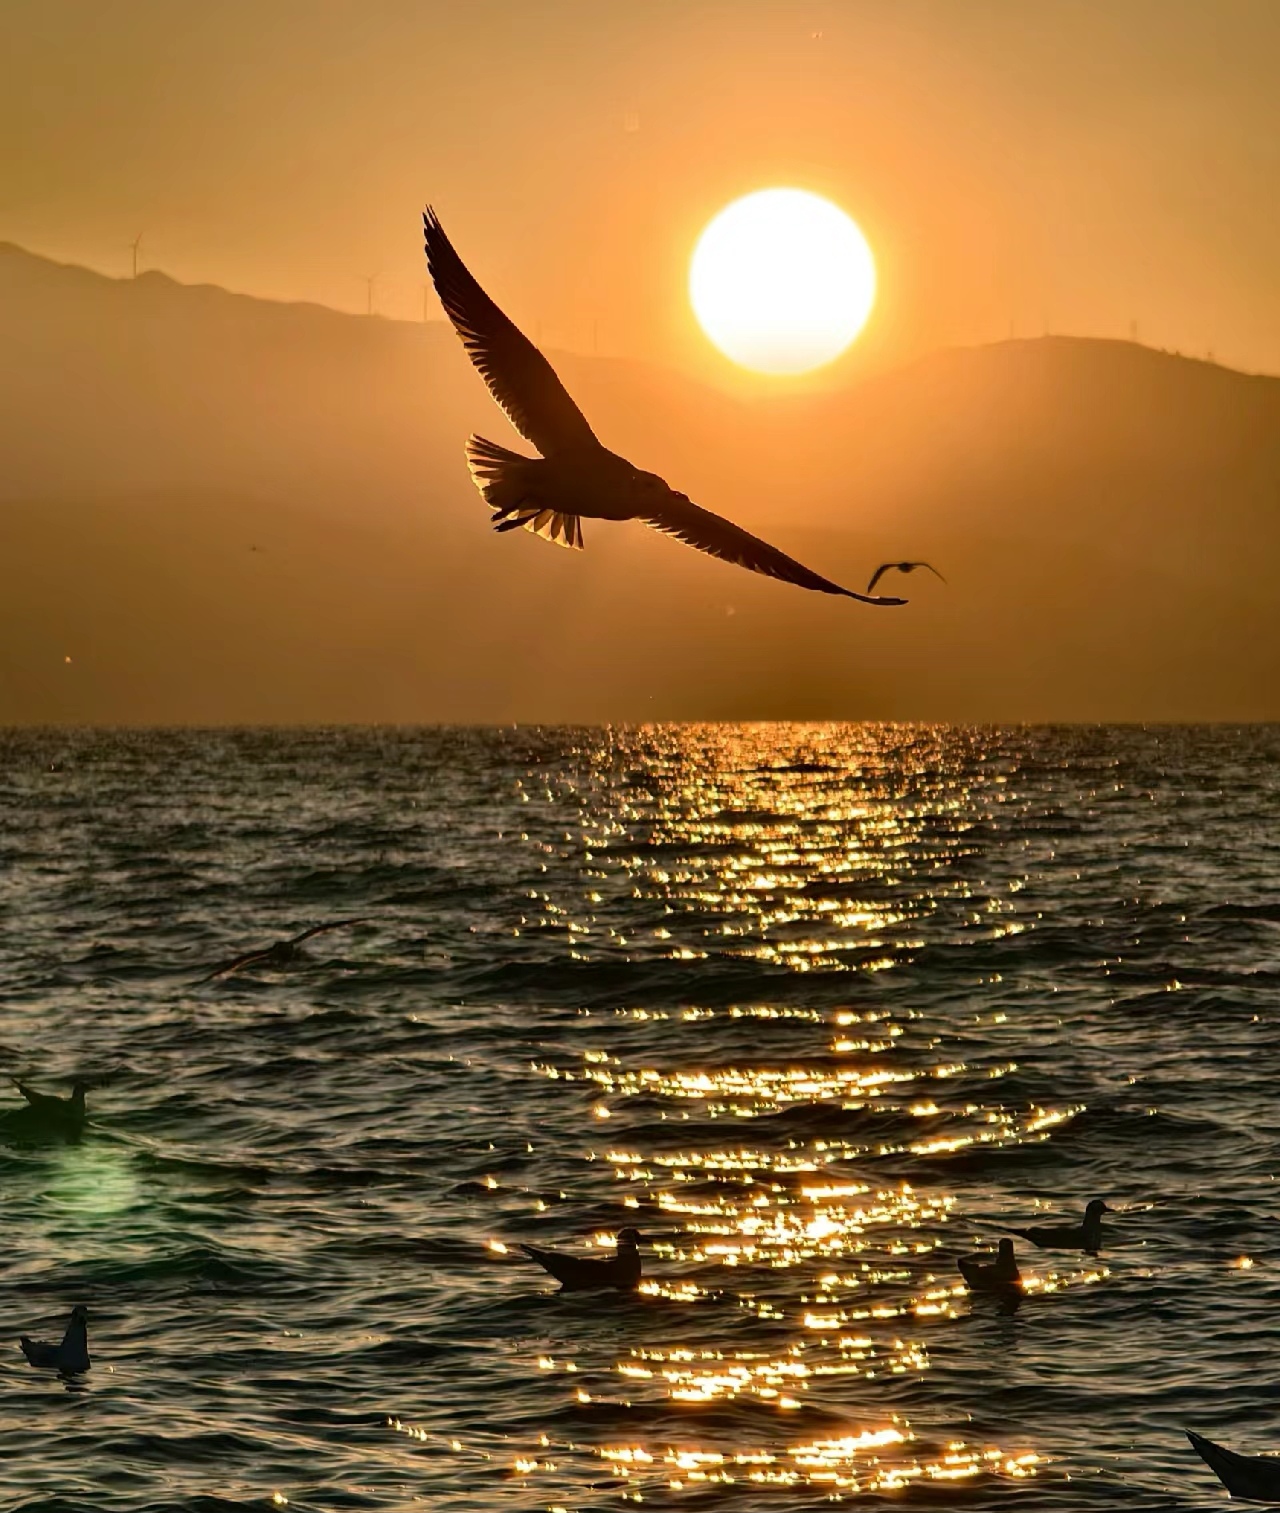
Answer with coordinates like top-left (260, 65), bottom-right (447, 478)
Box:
top-left (690, 188), bottom-right (876, 376)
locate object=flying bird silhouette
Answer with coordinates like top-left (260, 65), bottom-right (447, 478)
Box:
top-left (195, 920), bottom-right (367, 984)
top-left (865, 561), bottom-right (946, 594)
top-left (423, 209), bottom-right (905, 606)
top-left (517, 1228), bottom-right (643, 1292)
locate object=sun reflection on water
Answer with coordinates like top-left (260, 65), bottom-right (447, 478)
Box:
top-left (481, 729), bottom-right (1108, 1499)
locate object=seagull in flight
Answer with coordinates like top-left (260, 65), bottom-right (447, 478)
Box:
top-left (195, 919), bottom-right (367, 985)
top-left (865, 560), bottom-right (946, 594)
top-left (423, 209), bottom-right (904, 606)
top-left (517, 1228), bottom-right (644, 1292)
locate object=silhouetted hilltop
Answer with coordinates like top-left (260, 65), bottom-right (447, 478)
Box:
top-left (1, 243), bottom-right (1277, 723)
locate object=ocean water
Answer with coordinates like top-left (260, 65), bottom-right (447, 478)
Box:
top-left (2, 724), bottom-right (1279, 1512)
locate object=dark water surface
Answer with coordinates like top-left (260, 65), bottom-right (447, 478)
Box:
top-left (2, 725), bottom-right (1279, 1511)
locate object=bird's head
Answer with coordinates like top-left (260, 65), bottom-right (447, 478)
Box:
top-left (629, 469), bottom-right (668, 500)
top-left (997, 1238), bottom-right (1015, 1259)
top-left (616, 1227), bottom-right (642, 1248)
top-left (70, 1081), bottom-right (90, 1103)
top-left (1085, 1200), bottom-right (1111, 1218)
top-left (70, 1305), bottom-right (88, 1323)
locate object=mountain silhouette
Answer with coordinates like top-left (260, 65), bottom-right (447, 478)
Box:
top-left (1, 242), bottom-right (1277, 723)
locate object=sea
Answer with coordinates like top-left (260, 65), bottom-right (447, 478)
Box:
top-left (1, 724), bottom-right (1278, 1512)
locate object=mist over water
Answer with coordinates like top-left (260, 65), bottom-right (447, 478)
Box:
top-left (2, 724), bottom-right (1278, 1510)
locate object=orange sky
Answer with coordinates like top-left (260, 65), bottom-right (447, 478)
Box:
top-left (3, 0), bottom-right (1280, 385)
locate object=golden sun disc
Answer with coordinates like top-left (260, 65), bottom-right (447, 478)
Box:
top-left (690, 189), bottom-right (876, 375)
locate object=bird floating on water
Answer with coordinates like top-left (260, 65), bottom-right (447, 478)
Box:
top-left (518, 1228), bottom-right (643, 1292)
top-left (1010, 1199), bottom-right (1111, 1254)
top-left (195, 919), bottom-right (367, 984)
top-left (1186, 1430), bottom-right (1280, 1503)
top-left (865, 560), bottom-right (946, 594)
top-left (19, 1305), bottom-right (91, 1375)
top-left (423, 209), bottom-right (905, 606)
top-left (957, 1238), bottom-right (1023, 1294)
top-left (3, 1077), bottom-right (89, 1137)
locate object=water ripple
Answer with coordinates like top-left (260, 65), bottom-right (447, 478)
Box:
top-left (1, 724), bottom-right (1278, 1509)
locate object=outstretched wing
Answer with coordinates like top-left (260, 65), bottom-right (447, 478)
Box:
top-left (193, 947), bottom-right (272, 986)
top-left (643, 494), bottom-right (906, 605)
top-left (865, 562), bottom-right (894, 593)
top-left (920, 561), bottom-right (948, 584)
top-left (424, 209), bottom-right (598, 457)
top-left (288, 918), bottom-right (368, 947)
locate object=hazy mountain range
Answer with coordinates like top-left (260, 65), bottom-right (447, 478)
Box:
top-left (2, 242), bottom-right (1277, 723)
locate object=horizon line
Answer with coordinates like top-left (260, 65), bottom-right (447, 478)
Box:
top-left (1, 237), bottom-right (1272, 386)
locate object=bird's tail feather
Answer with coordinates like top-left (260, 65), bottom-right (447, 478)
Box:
top-left (465, 435), bottom-right (583, 550)
top-left (517, 1243), bottom-right (574, 1285)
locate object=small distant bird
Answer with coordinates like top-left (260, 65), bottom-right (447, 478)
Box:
top-left (1009, 1199), bottom-right (1110, 1254)
top-left (4, 1078), bottom-right (89, 1135)
top-left (1186, 1430), bottom-right (1280, 1503)
top-left (195, 919), bottom-right (367, 984)
top-left (957, 1238), bottom-right (1023, 1294)
top-left (518, 1228), bottom-right (643, 1292)
top-left (19, 1305), bottom-right (91, 1375)
top-left (423, 209), bottom-right (904, 606)
top-left (865, 561), bottom-right (946, 594)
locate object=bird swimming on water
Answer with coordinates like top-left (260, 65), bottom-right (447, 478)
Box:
top-left (518, 1228), bottom-right (643, 1292)
top-left (423, 209), bottom-right (906, 606)
top-left (957, 1237), bottom-right (1023, 1294)
top-left (865, 561), bottom-right (946, 594)
top-left (1009, 1199), bottom-right (1110, 1254)
top-left (1186, 1430), bottom-right (1280, 1503)
top-left (194, 919), bottom-right (367, 984)
top-left (3, 1077), bottom-right (89, 1137)
top-left (19, 1305), bottom-right (91, 1375)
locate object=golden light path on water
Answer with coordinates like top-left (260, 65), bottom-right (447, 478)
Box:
top-left (399, 728), bottom-right (1128, 1504)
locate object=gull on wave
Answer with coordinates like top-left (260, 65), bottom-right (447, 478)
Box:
top-left (518, 1228), bottom-right (643, 1292)
top-left (1009, 1198), bottom-right (1111, 1254)
top-left (423, 209), bottom-right (906, 606)
top-left (3, 1077), bottom-right (89, 1136)
top-left (1186, 1430), bottom-right (1280, 1502)
top-left (957, 1237), bottom-right (1023, 1294)
top-left (19, 1305), bottom-right (91, 1375)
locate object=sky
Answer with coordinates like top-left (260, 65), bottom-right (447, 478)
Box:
top-left (3, 0), bottom-right (1280, 385)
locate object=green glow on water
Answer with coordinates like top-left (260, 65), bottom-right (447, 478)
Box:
top-left (43, 1144), bottom-right (141, 1222)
